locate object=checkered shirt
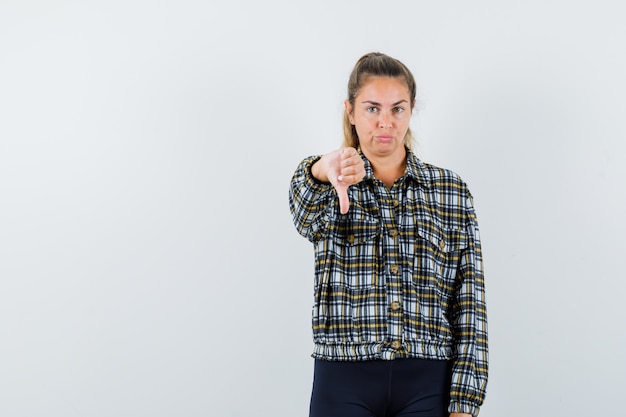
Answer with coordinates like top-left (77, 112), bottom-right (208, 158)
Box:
top-left (289, 149), bottom-right (488, 416)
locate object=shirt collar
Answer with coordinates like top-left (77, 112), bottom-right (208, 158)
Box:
top-left (404, 149), bottom-right (432, 188)
top-left (359, 146), bottom-right (432, 188)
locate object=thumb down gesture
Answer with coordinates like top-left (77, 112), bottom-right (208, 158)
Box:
top-left (311, 147), bottom-right (366, 214)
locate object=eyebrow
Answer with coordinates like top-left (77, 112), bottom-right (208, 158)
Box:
top-left (361, 100), bottom-right (409, 106)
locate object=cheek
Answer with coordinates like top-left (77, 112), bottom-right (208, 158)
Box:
top-left (355, 115), bottom-right (377, 128)
top-left (396, 116), bottom-right (411, 129)
top-left (354, 121), bottom-right (374, 136)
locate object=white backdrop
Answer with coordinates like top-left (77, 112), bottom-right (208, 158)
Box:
top-left (1, 1), bottom-right (625, 416)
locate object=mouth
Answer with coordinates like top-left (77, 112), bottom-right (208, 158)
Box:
top-left (376, 136), bottom-right (393, 143)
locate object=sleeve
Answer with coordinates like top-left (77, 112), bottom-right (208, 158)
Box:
top-left (448, 188), bottom-right (489, 416)
top-left (288, 156), bottom-right (336, 243)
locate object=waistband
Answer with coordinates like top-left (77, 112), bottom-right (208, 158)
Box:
top-left (312, 339), bottom-right (453, 361)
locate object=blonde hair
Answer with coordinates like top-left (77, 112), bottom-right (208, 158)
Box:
top-left (342, 52), bottom-right (417, 149)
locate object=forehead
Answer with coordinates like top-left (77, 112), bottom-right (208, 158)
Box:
top-left (357, 76), bottom-right (410, 100)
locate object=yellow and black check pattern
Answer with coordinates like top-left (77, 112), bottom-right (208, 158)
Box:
top-left (289, 149), bottom-right (488, 416)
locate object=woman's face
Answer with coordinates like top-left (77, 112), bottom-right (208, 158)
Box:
top-left (346, 76), bottom-right (412, 161)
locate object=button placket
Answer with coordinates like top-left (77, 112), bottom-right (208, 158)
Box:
top-left (370, 180), bottom-right (405, 357)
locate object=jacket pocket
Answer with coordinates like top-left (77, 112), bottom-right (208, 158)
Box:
top-left (312, 284), bottom-right (385, 343)
top-left (322, 202), bottom-right (380, 289)
top-left (413, 223), bottom-right (469, 306)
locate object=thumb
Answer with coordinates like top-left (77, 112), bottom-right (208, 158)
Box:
top-left (335, 179), bottom-right (350, 215)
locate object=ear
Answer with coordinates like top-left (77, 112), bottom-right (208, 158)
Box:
top-left (344, 100), bottom-right (355, 124)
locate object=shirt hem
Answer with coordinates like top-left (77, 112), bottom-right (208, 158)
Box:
top-left (311, 339), bottom-right (453, 361)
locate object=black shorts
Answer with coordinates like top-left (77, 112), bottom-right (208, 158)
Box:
top-left (309, 358), bottom-right (451, 417)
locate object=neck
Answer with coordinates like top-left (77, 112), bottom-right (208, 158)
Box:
top-left (366, 148), bottom-right (407, 188)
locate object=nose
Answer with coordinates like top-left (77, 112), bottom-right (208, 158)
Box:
top-left (379, 112), bottom-right (392, 129)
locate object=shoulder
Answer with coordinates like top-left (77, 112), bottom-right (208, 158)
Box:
top-left (407, 152), bottom-right (469, 192)
top-left (423, 162), bottom-right (467, 187)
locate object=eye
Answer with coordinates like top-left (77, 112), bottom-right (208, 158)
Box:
top-left (393, 106), bottom-right (405, 113)
top-left (366, 106), bottom-right (379, 113)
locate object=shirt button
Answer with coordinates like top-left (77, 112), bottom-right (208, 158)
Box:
top-left (389, 229), bottom-right (398, 238)
top-left (389, 265), bottom-right (400, 275)
top-left (438, 240), bottom-right (445, 250)
top-left (390, 301), bottom-right (401, 311)
top-left (391, 341), bottom-right (402, 350)
top-left (347, 234), bottom-right (355, 244)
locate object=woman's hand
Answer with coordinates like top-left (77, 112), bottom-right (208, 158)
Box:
top-left (311, 147), bottom-right (365, 214)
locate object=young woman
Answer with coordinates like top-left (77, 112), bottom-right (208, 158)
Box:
top-left (289, 52), bottom-right (488, 417)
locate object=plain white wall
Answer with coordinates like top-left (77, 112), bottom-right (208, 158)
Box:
top-left (1, 1), bottom-right (625, 416)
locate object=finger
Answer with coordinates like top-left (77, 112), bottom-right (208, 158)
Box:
top-left (340, 149), bottom-right (357, 165)
top-left (338, 172), bottom-right (357, 185)
top-left (339, 159), bottom-right (365, 185)
top-left (340, 147), bottom-right (359, 166)
top-left (340, 161), bottom-right (361, 179)
top-left (341, 147), bottom-right (357, 157)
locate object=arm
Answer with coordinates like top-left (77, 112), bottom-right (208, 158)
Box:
top-left (288, 155), bottom-right (333, 242)
top-left (448, 190), bottom-right (489, 416)
top-left (289, 148), bottom-right (365, 241)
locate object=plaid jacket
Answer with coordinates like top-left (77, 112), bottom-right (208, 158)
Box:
top-left (289, 149), bottom-right (488, 416)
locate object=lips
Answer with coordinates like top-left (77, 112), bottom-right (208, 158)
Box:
top-left (376, 136), bottom-right (393, 143)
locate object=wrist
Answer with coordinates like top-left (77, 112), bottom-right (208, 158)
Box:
top-left (310, 158), bottom-right (329, 183)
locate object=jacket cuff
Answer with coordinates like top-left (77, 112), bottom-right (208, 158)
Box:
top-left (302, 156), bottom-right (331, 190)
top-left (449, 400), bottom-right (480, 416)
